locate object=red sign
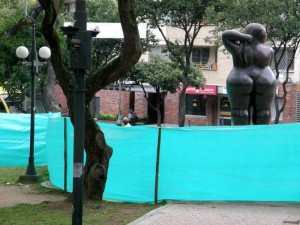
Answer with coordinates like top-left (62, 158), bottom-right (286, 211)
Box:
top-left (177, 84), bottom-right (217, 95)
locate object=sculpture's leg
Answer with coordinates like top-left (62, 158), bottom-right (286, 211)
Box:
top-left (253, 88), bottom-right (276, 124)
top-left (230, 107), bottom-right (251, 125)
top-left (226, 70), bottom-right (253, 125)
top-left (253, 70), bottom-right (276, 125)
top-left (253, 108), bottom-right (272, 124)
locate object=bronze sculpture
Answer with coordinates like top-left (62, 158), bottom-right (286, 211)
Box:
top-left (222, 23), bottom-right (276, 125)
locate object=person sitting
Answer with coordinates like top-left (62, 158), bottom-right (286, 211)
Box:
top-left (128, 109), bottom-right (137, 125)
top-left (122, 117), bottom-right (131, 127)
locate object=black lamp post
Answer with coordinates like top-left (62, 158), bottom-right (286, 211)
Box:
top-left (16, 22), bottom-right (51, 183)
top-left (61, 0), bottom-right (98, 224)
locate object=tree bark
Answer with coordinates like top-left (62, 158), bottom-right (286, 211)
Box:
top-left (178, 81), bottom-right (187, 127)
top-left (178, 92), bottom-right (186, 127)
top-left (39, 0), bottom-right (141, 199)
top-left (42, 62), bottom-right (59, 112)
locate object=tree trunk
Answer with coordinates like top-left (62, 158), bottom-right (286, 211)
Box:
top-left (178, 91), bottom-right (186, 127)
top-left (39, 0), bottom-right (141, 200)
top-left (178, 77), bottom-right (188, 127)
top-left (42, 62), bottom-right (59, 112)
top-left (83, 108), bottom-right (112, 200)
top-left (155, 93), bottom-right (162, 127)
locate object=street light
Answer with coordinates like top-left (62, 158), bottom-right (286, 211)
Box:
top-left (16, 22), bottom-right (51, 183)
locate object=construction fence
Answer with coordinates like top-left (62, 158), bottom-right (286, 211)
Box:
top-left (1, 113), bottom-right (300, 203)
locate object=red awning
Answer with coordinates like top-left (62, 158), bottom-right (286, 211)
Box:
top-left (177, 84), bottom-right (217, 95)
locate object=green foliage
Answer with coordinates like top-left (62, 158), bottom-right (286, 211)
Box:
top-left (186, 66), bottom-right (207, 88)
top-left (137, 0), bottom-right (209, 28)
top-left (127, 56), bottom-right (205, 126)
top-left (0, 2), bottom-right (48, 106)
top-left (136, 115), bottom-right (150, 123)
top-left (208, 0), bottom-right (300, 43)
top-left (87, 0), bottom-right (119, 22)
top-left (88, 0), bottom-right (157, 73)
top-left (0, 0), bottom-right (30, 28)
top-left (97, 113), bottom-right (118, 121)
top-left (136, 0), bottom-right (212, 68)
top-left (91, 39), bottom-right (123, 72)
top-left (64, 0), bottom-right (121, 73)
top-left (135, 0), bottom-right (210, 126)
top-left (128, 57), bottom-right (182, 93)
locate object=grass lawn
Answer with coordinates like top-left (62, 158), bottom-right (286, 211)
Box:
top-left (0, 166), bottom-right (163, 225)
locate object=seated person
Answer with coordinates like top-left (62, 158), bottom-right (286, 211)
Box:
top-left (122, 117), bottom-right (131, 127)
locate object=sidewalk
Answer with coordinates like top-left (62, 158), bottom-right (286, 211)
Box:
top-left (129, 201), bottom-right (300, 225)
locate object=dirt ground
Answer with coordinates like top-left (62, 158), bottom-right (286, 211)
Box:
top-left (0, 184), bottom-right (66, 208)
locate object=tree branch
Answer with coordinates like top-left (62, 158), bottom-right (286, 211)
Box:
top-left (86, 0), bottom-right (142, 98)
top-left (39, 0), bottom-right (72, 95)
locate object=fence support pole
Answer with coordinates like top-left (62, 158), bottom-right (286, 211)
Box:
top-left (64, 117), bottom-right (68, 192)
top-left (154, 127), bottom-right (162, 204)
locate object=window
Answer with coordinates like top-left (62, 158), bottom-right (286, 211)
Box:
top-left (149, 46), bottom-right (170, 61)
top-left (186, 95), bottom-right (206, 116)
top-left (192, 48), bottom-right (209, 65)
top-left (272, 48), bottom-right (294, 71)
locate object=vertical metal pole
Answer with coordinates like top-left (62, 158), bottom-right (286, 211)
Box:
top-left (18, 21), bottom-right (43, 184)
top-left (28, 22), bottom-right (37, 175)
top-left (64, 117), bottom-right (68, 192)
top-left (154, 127), bottom-right (162, 204)
top-left (72, 69), bottom-right (85, 225)
top-left (72, 1), bottom-right (87, 224)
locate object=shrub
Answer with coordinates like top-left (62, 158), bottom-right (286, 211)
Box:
top-left (137, 116), bottom-right (150, 123)
top-left (97, 113), bottom-right (118, 121)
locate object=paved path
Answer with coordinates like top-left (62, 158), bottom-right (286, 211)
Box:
top-left (129, 201), bottom-right (300, 225)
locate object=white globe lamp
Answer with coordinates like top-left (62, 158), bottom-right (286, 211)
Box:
top-left (16, 46), bottom-right (29, 59)
top-left (38, 46), bottom-right (51, 59)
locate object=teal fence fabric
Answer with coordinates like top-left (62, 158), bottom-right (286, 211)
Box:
top-left (1, 113), bottom-right (300, 203)
top-left (46, 120), bottom-right (300, 203)
top-left (0, 113), bottom-right (49, 166)
top-left (158, 125), bottom-right (300, 202)
top-left (100, 123), bottom-right (158, 202)
top-left (45, 114), bottom-right (74, 192)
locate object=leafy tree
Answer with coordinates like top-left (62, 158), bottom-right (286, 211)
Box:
top-left (86, 0), bottom-right (124, 73)
top-left (87, 0), bottom-right (119, 23)
top-left (127, 57), bottom-right (181, 126)
top-left (127, 57), bottom-right (205, 126)
top-left (0, 1), bottom-right (46, 112)
top-left (38, 0), bottom-right (142, 199)
top-left (208, 0), bottom-right (300, 124)
top-left (0, 0), bottom-right (121, 113)
top-left (135, 0), bottom-right (211, 126)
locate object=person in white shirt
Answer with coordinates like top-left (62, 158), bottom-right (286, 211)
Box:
top-left (122, 117), bottom-right (131, 127)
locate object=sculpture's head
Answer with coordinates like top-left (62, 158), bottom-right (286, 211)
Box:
top-left (243, 23), bottom-right (267, 43)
